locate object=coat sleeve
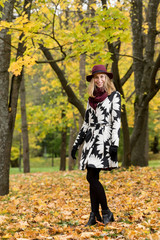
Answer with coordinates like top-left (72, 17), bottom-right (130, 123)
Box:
top-left (111, 91), bottom-right (121, 147)
top-left (72, 102), bottom-right (89, 149)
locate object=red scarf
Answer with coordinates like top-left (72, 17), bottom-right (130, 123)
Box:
top-left (89, 88), bottom-right (108, 110)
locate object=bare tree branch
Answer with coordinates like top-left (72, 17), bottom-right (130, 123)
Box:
top-left (150, 53), bottom-right (160, 90)
top-left (144, 78), bottom-right (160, 106)
top-left (36, 57), bottom-right (65, 64)
top-left (121, 64), bottom-right (133, 86)
top-left (0, 36), bottom-right (19, 52)
top-left (126, 90), bottom-right (135, 102)
top-left (115, 53), bottom-right (144, 62)
top-left (39, 44), bottom-right (85, 118)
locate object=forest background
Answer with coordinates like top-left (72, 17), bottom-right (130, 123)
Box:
top-left (0, 0), bottom-right (160, 196)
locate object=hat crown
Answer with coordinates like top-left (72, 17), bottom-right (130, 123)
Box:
top-left (92, 65), bottom-right (107, 74)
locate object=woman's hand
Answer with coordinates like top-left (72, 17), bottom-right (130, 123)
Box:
top-left (71, 146), bottom-right (77, 160)
top-left (109, 146), bottom-right (118, 162)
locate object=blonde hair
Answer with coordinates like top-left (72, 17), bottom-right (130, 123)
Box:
top-left (88, 74), bottom-right (116, 97)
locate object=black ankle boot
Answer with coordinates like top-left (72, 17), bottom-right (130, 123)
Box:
top-left (95, 211), bottom-right (102, 222)
top-left (85, 212), bottom-right (96, 226)
top-left (102, 209), bottom-right (115, 225)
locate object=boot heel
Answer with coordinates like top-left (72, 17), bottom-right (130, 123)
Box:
top-left (111, 213), bottom-right (115, 222)
top-left (85, 212), bottom-right (96, 226)
top-left (102, 209), bottom-right (115, 225)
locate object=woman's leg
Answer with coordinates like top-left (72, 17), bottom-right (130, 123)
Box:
top-left (86, 167), bottom-right (108, 212)
top-left (87, 167), bottom-right (100, 213)
top-left (85, 167), bottom-right (102, 226)
top-left (86, 167), bottom-right (114, 225)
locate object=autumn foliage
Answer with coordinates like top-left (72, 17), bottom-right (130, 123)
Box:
top-left (0, 167), bottom-right (159, 239)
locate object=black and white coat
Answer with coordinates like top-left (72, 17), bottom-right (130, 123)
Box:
top-left (73, 91), bottom-right (121, 170)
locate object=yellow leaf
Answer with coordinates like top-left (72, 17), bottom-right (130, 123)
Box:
top-left (80, 232), bottom-right (94, 238)
top-left (2, 233), bottom-right (13, 238)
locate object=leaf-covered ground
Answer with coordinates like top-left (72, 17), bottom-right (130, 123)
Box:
top-left (0, 167), bottom-right (160, 240)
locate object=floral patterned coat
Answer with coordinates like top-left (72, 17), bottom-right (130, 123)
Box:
top-left (73, 91), bottom-right (121, 170)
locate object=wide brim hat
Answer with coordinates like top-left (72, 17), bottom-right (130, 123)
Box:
top-left (86, 64), bottom-right (113, 82)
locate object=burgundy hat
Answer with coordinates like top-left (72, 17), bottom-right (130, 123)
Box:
top-left (86, 65), bottom-right (113, 82)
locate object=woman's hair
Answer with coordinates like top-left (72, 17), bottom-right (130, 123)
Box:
top-left (88, 74), bottom-right (116, 97)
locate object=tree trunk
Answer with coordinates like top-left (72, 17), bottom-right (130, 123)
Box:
top-left (19, 134), bottom-right (22, 171)
top-left (0, 0), bottom-right (15, 196)
top-left (130, 0), bottom-right (159, 166)
top-left (68, 124), bottom-right (77, 170)
top-left (131, 108), bottom-right (149, 166)
top-left (121, 106), bottom-right (131, 168)
top-left (79, 53), bottom-right (86, 99)
top-left (0, 0), bottom-right (32, 195)
top-left (77, 53), bottom-right (86, 167)
top-left (6, 0), bottom-right (32, 177)
top-left (60, 123), bottom-right (67, 171)
top-left (20, 69), bottom-right (30, 173)
top-left (108, 41), bottom-right (132, 168)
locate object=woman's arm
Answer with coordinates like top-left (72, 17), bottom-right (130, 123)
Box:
top-left (72, 102), bottom-right (89, 150)
top-left (111, 91), bottom-right (121, 147)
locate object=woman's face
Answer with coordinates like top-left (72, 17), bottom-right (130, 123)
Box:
top-left (94, 73), bottom-right (106, 88)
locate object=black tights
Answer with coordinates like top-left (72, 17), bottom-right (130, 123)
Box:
top-left (86, 167), bottom-right (108, 213)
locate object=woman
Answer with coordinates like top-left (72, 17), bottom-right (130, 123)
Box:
top-left (71, 64), bottom-right (121, 226)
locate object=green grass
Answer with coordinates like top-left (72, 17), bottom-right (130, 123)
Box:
top-left (10, 167), bottom-right (57, 174)
top-left (10, 156), bottom-right (61, 174)
top-left (148, 152), bottom-right (160, 168)
top-left (29, 156), bottom-right (59, 168)
top-left (10, 153), bottom-right (160, 174)
top-left (10, 156), bottom-right (77, 174)
top-left (149, 160), bottom-right (160, 167)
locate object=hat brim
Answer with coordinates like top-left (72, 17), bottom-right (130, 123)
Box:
top-left (86, 72), bottom-right (113, 82)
